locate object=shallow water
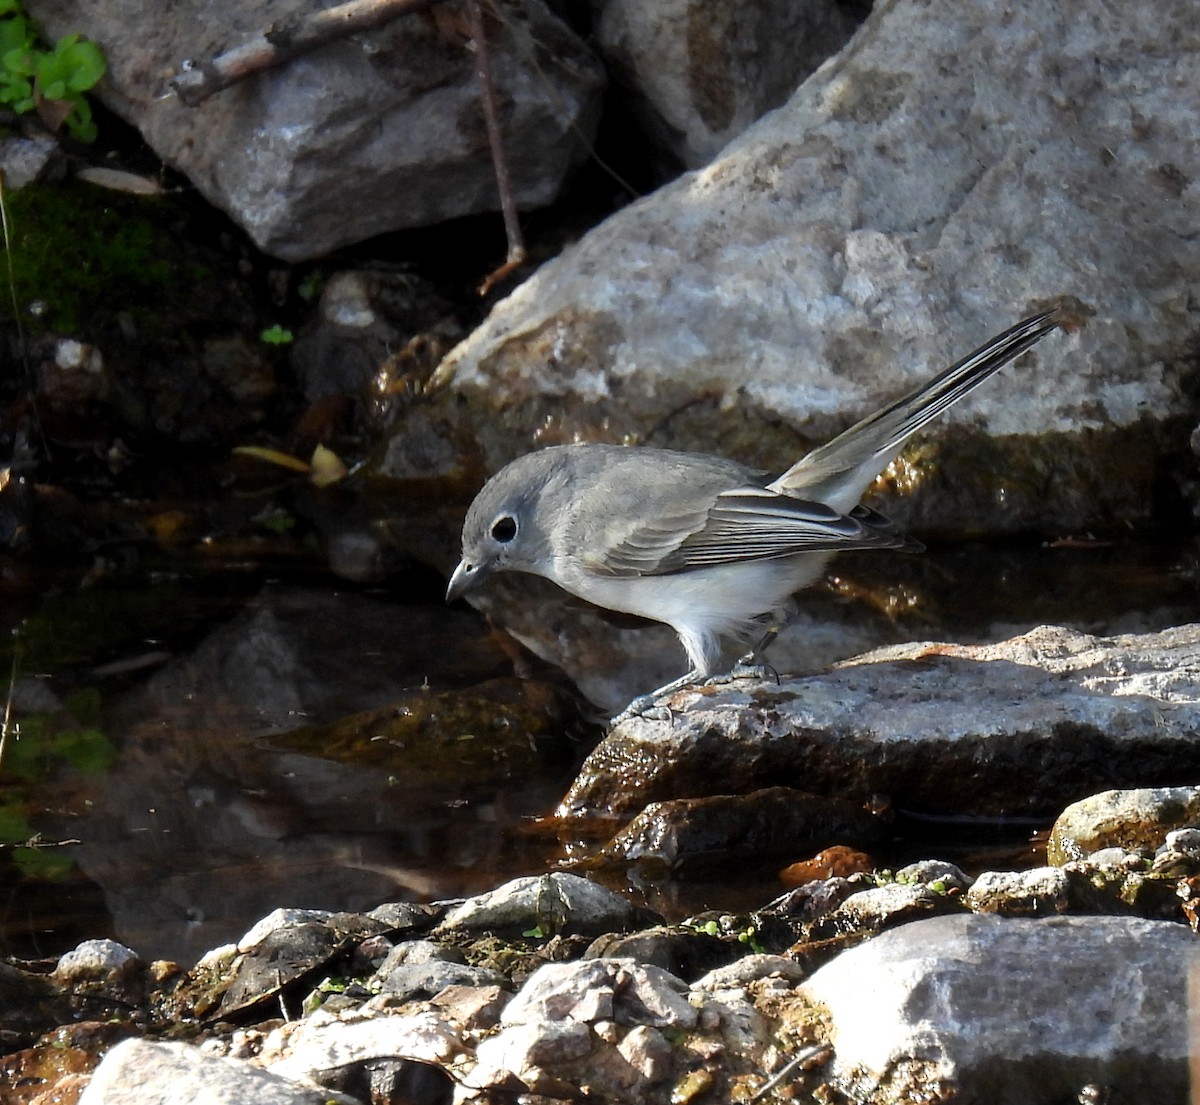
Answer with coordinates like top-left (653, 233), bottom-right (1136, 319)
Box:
top-left (2, 538), bottom-right (1196, 964)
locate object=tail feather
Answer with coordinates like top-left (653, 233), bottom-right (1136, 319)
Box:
top-left (770, 308), bottom-right (1061, 511)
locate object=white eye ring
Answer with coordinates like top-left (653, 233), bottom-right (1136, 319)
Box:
top-left (491, 515), bottom-right (517, 542)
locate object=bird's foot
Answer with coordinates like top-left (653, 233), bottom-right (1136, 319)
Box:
top-left (610, 695), bottom-right (674, 726)
top-left (610, 670), bottom-right (703, 727)
top-left (703, 653), bottom-right (780, 687)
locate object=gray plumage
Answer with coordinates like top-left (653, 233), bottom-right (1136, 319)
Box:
top-left (447, 309), bottom-right (1061, 702)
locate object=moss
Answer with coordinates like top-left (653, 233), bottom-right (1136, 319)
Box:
top-left (3, 180), bottom-right (211, 336)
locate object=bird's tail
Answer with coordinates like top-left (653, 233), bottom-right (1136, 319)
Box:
top-left (770, 307), bottom-right (1061, 511)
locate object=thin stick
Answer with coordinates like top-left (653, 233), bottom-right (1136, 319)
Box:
top-left (467, 0), bottom-right (526, 294)
top-left (0, 650), bottom-right (17, 774)
top-left (169, 0), bottom-right (441, 104)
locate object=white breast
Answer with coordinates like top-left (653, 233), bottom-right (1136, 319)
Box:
top-left (549, 552), bottom-right (833, 676)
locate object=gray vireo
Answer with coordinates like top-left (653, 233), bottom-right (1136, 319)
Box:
top-left (448, 309), bottom-right (1061, 710)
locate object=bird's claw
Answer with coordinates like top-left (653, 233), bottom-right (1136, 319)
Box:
top-left (703, 655), bottom-right (780, 687)
top-left (610, 694), bottom-right (674, 726)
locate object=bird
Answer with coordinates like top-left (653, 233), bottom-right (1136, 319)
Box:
top-left (446, 308), bottom-right (1061, 714)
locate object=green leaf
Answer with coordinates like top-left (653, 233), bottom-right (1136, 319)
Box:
top-left (0, 0), bottom-right (23, 16)
top-left (0, 18), bottom-right (30, 57)
top-left (60, 38), bottom-right (105, 90)
top-left (2, 43), bottom-right (34, 76)
top-left (260, 324), bottom-right (294, 345)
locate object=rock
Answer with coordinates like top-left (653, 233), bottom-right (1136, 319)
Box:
top-left (427, 983), bottom-right (511, 1032)
top-left (467, 958), bottom-right (698, 1099)
top-left (77, 1038), bottom-right (355, 1105)
top-left (213, 913), bottom-right (389, 1018)
top-left (595, 0), bottom-right (860, 167)
top-left (432, 873), bottom-right (642, 938)
top-left (0, 962), bottom-right (73, 1048)
top-left (0, 134), bottom-right (59, 188)
top-left (53, 939), bottom-right (146, 1008)
top-left (800, 914), bottom-right (1194, 1103)
top-left (583, 926), bottom-right (741, 982)
top-left (26, 0), bottom-right (605, 260)
top-left (501, 958), bottom-right (697, 1030)
top-left (964, 867), bottom-right (1072, 916)
top-left (469, 1019), bottom-right (596, 1097)
top-left (558, 625), bottom-right (1200, 821)
top-left (589, 786), bottom-right (886, 874)
top-left (691, 954), bottom-right (808, 991)
top-left (800, 882), bottom-right (958, 948)
top-left (289, 270), bottom-right (461, 405)
top-left (893, 859), bottom-right (971, 893)
top-left (423, 0), bottom-right (1188, 515)
top-left (375, 960), bottom-right (507, 1002)
top-left (1047, 786), bottom-right (1200, 865)
top-left (264, 1010), bottom-right (462, 1099)
top-left (390, 0), bottom-right (1199, 698)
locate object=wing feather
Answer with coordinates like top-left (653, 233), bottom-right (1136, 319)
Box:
top-left (595, 485), bottom-right (918, 577)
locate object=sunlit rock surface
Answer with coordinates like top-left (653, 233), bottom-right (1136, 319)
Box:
top-left (559, 624), bottom-right (1200, 822)
top-left (800, 914), bottom-right (1194, 1104)
top-left (410, 0), bottom-right (1193, 537)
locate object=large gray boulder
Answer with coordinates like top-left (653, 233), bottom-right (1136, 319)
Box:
top-left (26, 0), bottom-right (605, 259)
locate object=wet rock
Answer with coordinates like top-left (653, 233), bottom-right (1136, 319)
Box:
top-left (964, 867), bottom-right (1072, 916)
top-left (588, 786), bottom-right (886, 875)
top-left (432, 873), bottom-right (642, 939)
top-left (0, 962), bottom-right (73, 1048)
top-left (893, 859), bottom-right (972, 893)
top-left (800, 914), bottom-right (1194, 1104)
top-left (290, 270), bottom-right (461, 406)
top-left (1047, 786), bottom-right (1200, 865)
top-left (558, 625), bottom-right (1200, 821)
top-left (77, 1037), bottom-right (355, 1105)
top-left (27, 0), bottom-right (605, 260)
top-left (799, 882), bottom-right (959, 949)
top-left (54, 939), bottom-right (147, 1011)
top-left (274, 676), bottom-right (571, 789)
top-left (596, 0), bottom-right (859, 167)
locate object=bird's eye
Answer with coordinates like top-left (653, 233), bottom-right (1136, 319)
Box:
top-left (491, 516), bottom-right (517, 542)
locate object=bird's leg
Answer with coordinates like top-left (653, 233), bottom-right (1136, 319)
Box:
top-left (610, 668), bottom-right (703, 726)
top-left (705, 607), bottom-right (796, 687)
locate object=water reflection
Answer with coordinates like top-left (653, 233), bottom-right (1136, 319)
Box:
top-left (4, 539), bottom-right (1199, 965)
top-left (7, 580), bottom-right (581, 964)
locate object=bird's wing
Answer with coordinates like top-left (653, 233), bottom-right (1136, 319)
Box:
top-left (594, 485), bottom-right (918, 577)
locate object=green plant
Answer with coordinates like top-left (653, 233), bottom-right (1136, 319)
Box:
top-left (260, 324), bottom-right (294, 345)
top-left (0, 0), bottom-right (106, 142)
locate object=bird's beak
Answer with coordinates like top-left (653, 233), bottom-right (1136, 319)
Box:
top-left (446, 557), bottom-right (489, 603)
